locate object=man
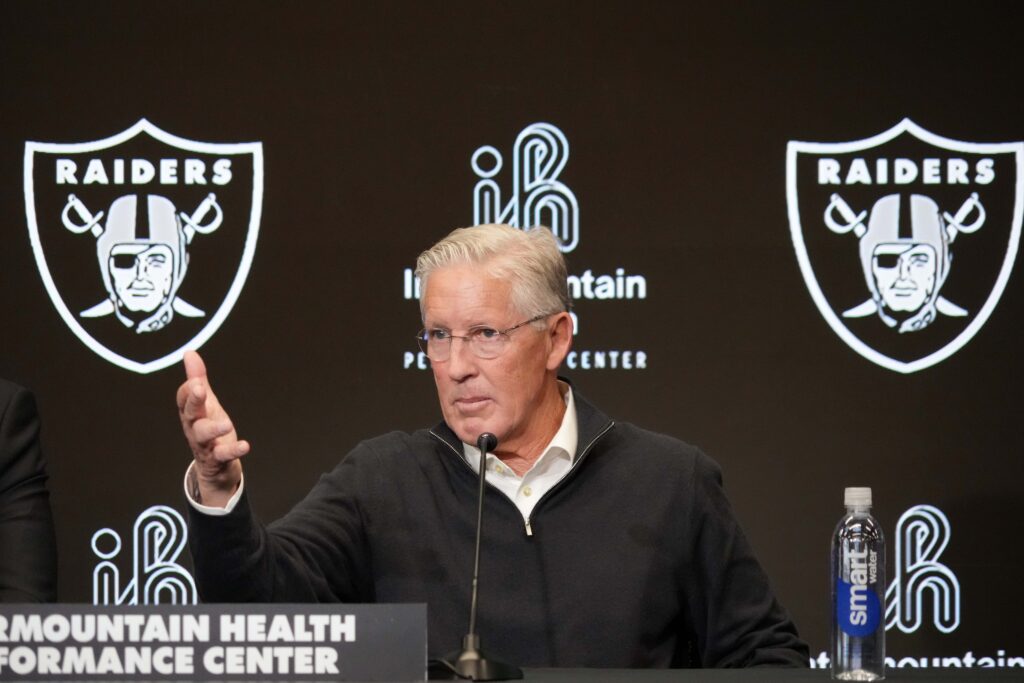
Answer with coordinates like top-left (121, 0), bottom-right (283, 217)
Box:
top-left (108, 242), bottom-right (176, 317)
top-left (179, 224), bottom-right (808, 667)
top-left (0, 379), bottom-right (57, 602)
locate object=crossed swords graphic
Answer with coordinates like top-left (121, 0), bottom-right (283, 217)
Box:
top-left (825, 192), bottom-right (985, 240)
top-left (61, 192), bottom-right (223, 241)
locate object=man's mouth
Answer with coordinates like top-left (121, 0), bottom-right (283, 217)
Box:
top-left (455, 396), bottom-right (491, 412)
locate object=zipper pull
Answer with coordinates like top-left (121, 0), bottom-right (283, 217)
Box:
top-left (525, 519), bottom-right (533, 537)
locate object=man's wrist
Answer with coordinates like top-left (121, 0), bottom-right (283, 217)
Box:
top-left (187, 465), bottom-right (204, 504)
top-left (183, 461), bottom-right (245, 515)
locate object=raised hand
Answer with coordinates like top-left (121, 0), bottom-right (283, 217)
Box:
top-left (176, 350), bottom-right (249, 507)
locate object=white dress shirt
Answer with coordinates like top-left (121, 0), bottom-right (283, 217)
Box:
top-left (460, 383), bottom-right (578, 529)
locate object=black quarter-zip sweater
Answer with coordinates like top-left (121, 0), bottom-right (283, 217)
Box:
top-left (188, 391), bottom-right (808, 668)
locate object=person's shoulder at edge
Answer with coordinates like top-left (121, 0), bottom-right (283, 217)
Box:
top-left (0, 376), bottom-right (58, 603)
top-left (0, 377), bottom-right (27, 410)
top-left (0, 378), bottom-right (46, 483)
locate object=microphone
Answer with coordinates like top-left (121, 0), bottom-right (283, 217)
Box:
top-left (435, 433), bottom-right (522, 681)
top-left (477, 432), bottom-right (498, 454)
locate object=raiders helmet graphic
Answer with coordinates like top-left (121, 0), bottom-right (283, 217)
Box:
top-left (787, 119), bottom-right (1022, 373)
top-left (825, 192), bottom-right (985, 333)
top-left (64, 192), bottom-right (223, 333)
top-left (25, 119), bottom-right (263, 373)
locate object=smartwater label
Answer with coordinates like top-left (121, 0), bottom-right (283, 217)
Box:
top-left (836, 546), bottom-right (883, 637)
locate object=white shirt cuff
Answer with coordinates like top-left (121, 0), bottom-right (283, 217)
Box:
top-left (183, 461), bottom-right (244, 516)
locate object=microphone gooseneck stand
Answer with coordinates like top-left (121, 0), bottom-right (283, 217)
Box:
top-left (432, 433), bottom-right (523, 681)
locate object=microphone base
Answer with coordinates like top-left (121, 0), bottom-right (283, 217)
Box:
top-left (433, 636), bottom-right (523, 681)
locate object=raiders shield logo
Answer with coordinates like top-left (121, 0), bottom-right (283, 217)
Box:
top-left (24, 119), bottom-right (263, 373)
top-left (787, 119), bottom-right (1022, 373)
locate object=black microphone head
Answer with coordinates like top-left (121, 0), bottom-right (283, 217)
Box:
top-left (477, 433), bottom-right (498, 453)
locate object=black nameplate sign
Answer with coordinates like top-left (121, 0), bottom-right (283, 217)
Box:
top-left (0, 604), bottom-right (426, 681)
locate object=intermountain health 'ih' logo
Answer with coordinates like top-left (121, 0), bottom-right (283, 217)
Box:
top-left (787, 120), bottom-right (1022, 373)
top-left (472, 122), bottom-right (580, 252)
top-left (25, 119), bottom-right (263, 373)
top-left (885, 505), bottom-right (960, 634)
top-left (91, 505), bottom-right (197, 605)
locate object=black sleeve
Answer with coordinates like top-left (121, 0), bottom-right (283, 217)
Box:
top-left (187, 443), bottom-right (375, 604)
top-left (683, 451), bottom-right (809, 667)
top-left (0, 384), bottom-right (58, 602)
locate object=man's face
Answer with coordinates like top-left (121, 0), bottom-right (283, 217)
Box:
top-left (109, 243), bottom-right (175, 312)
top-left (872, 242), bottom-right (937, 312)
top-left (422, 264), bottom-right (557, 450)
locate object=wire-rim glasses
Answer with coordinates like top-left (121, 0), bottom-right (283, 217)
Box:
top-left (416, 314), bottom-right (551, 361)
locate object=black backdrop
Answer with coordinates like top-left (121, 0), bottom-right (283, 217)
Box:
top-left (2, 0), bottom-right (1022, 670)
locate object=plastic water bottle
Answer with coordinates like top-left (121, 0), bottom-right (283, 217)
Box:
top-left (831, 487), bottom-right (885, 680)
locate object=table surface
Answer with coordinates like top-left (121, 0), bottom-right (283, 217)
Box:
top-left (509, 668), bottom-right (1024, 682)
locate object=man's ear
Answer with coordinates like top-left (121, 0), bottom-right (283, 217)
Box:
top-left (545, 312), bottom-right (574, 371)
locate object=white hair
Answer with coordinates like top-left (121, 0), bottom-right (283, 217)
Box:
top-left (415, 224), bottom-right (571, 321)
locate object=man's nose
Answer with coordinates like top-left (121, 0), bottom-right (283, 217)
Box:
top-left (445, 338), bottom-right (478, 380)
top-left (897, 255), bottom-right (914, 281)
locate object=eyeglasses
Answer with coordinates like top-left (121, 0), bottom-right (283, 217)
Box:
top-left (416, 314), bottom-right (551, 361)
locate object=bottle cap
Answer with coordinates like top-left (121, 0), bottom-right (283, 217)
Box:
top-left (844, 487), bottom-right (872, 507)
